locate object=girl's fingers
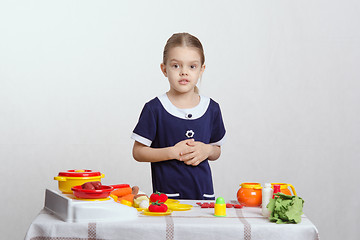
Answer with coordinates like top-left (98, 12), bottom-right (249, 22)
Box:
top-left (180, 146), bottom-right (194, 156)
top-left (184, 158), bottom-right (195, 165)
top-left (186, 139), bottom-right (196, 146)
top-left (180, 152), bottom-right (195, 161)
top-left (186, 158), bottom-right (200, 166)
top-left (183, 154), bottom-right (205, 166)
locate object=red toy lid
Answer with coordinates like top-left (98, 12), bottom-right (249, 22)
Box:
top-left (58, 169), bottom-right (102, 177)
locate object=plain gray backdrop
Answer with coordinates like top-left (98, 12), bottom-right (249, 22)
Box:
top-left (1, 1), bottom-right (359, 239)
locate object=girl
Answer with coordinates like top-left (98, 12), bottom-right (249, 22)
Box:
top-left (131, 33), bottom-right (226, 200)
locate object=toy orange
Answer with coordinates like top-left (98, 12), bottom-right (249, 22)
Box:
top-left (237, 183), bottom-right (262, 207)
top-left (271, 183), bottom-right (297, 196)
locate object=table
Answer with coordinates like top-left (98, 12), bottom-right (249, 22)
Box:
top-left (25, 200), bottom-right (319, 240)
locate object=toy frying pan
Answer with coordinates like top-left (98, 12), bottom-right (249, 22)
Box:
top-left (71, 184), bottom-right (129, 199)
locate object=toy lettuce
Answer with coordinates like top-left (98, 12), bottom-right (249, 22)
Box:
top-left (266, 193), bottom-right (304, 224)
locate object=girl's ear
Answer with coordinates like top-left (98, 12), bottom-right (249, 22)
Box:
top-left (202, 64), bottom-right (206, 72)
top-left (200, 64), bottom-right (206, 75)
top-left (160, 63), bottom-right (167, 77)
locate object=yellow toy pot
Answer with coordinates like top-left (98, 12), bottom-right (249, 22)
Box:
top-left (54, 169), bottom-right (105, 194)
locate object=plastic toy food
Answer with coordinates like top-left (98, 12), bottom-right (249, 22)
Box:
top-left (112, 187), bottom-right (132, 197)
top-left (113, 186), bottom-right (140, 204)
top-left (150, 191), bottom-right (168, 203)
top-left (117, 194), bottom-right (135, 203)
top-left (148, 201), bottom-right (168, 212)
top-left (81, 182), bottom-right (95, 190)
top-left (139, 200), bottom-right (150, 209)
top-left (133, 194), bottom-right (149, 208)
top-left (226, 203), bottom-right (234, 208)
top-left (91, 181), bottom-right (102, 190)
top-left (202, 203), bottom-right (212, 208)
top-left (267, 193), bottom-right (304, 224)
top-left (81, 181), bottom-right (102, 190)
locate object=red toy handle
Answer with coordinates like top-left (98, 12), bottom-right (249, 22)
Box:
top-left (109, 184), bottom-right (130, 189)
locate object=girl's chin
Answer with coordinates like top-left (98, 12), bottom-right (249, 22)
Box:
top-left (169, 88), bottom-right (195, 95)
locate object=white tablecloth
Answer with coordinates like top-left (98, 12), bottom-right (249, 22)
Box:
top-left (25, 200), bottom-right (319, 240)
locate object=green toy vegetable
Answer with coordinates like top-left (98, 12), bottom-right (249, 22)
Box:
top-left (267, 193), bottom-right (304, 224)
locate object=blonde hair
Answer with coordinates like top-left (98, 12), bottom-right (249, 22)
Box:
top-left (163, 33), bottom-right (205, 93)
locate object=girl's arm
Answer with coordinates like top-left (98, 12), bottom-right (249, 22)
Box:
top-left (132, 139), bottom-right (194, 163)
top-left (207, 145), bottom-right (221, 160)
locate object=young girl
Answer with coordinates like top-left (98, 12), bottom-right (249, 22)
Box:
top-left (131, 33), bottom-right (226, 200)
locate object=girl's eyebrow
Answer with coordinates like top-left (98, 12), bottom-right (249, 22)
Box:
top-left (169, 59), bottom-right (179, 62)
top-left (169, 59), bottom-right (200, 64)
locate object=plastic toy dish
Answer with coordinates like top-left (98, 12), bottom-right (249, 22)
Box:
top-left (136, 207), bottom-right (147, 211)
top-left (74, 197), bottom-right (111, 201)
top-left (165, 199), bottom-right (180, 204)
top-left (71, 184), bottom-right (129, 199)
top-left (142, 209), bottom-right (173, 216)
top-left (167, 203), bottom-right (193, 211)
top-left (65, 194), bottom-right (110, 201)
top-left (71, 185), bottom-right (114, 199)
top-left (54, 169), bottom-right (105, 194)
top-left (109, 194), bottom-right (118, 201)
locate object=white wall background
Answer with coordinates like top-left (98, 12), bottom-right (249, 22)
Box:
top-left (1, 0), bottom-right (359, 239)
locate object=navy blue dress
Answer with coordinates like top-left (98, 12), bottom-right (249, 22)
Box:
top-left (132, 94), bottom-right (226, 200)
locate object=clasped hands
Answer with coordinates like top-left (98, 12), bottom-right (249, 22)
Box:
top-left (173, 139), bottom-right (212, 166)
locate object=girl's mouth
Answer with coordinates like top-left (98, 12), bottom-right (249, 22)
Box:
top-left (179, 79), bottom-right (189, 85)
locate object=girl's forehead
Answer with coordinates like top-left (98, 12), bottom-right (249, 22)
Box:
top-left (167, 46), bottom-right (202, 62)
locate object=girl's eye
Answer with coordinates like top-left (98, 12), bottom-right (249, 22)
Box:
top-left (190, 65), bottom-right (197, 69)
top-left (173, 64), bottom-right (179, 68)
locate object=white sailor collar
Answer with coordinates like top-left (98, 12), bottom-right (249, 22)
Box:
top-left (157, 93), bottom-right (210, 120)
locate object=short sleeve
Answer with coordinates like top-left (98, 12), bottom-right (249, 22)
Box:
top-left (131, 103), bottom-right (157, 147)
top-left (210, 102), bottom-right (226, 146)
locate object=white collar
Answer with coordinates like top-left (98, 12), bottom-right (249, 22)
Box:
top-left (157, 93), bottom-right (210, 120)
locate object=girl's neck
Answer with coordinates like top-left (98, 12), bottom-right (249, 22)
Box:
top-left (166, 90), bottom-right (200, 109)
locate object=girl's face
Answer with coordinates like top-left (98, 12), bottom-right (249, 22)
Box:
top-left (161, 46), bottom-right (205, 95)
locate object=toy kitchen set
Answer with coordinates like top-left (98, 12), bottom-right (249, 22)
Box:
top-left (47, 169), bottom-right (198, 222)
top-left (47, 169), bottom-right (300, 223)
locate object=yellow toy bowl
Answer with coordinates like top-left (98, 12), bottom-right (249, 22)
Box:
top-left (54, 169), bottom-right (105, 194)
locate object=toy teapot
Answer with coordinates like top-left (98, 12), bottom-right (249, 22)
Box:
top-left (236, 183), bottom-right (262, 207)
top-left (271, 183), bottom-right (297, 196)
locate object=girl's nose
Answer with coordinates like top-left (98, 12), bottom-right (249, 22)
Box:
top-left (180, 69), bottom-right (188, 76)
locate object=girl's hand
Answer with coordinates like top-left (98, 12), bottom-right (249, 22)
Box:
top-left (172, 139), bottom-right (195, 160)
top-left (179, 140), bottom-right (212, 166)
